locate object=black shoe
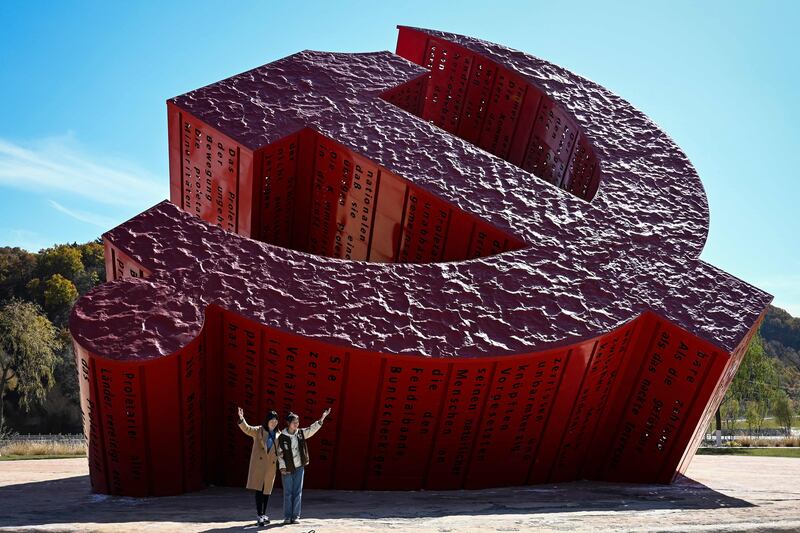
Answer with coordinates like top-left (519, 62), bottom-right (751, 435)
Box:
top-left (290, 517), bottom-right (299, 524)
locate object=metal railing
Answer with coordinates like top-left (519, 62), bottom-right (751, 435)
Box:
top-left (1, 433), bottom-right (85, 446)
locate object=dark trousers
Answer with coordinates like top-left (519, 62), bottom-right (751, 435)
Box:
top-left (254, 483), bottom-right (269, 515)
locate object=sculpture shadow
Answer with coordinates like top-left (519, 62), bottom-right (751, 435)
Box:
top-left (0, 472), bottom-right (752, 531)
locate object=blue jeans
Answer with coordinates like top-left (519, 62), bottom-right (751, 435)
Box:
top-left (282, 466), bottom-right (304, 520)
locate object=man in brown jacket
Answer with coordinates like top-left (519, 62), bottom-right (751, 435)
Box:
top-left (237, 406), bottom-right (280, 526)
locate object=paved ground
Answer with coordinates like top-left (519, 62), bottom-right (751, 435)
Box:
top-left (0, 455), bottom-right (799, 532)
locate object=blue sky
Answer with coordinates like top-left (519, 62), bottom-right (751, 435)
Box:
top-left (0, 1), bottom-right (797, 315)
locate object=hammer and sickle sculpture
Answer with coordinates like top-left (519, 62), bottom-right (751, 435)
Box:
top-left (70, 27), bottom-right (770, 496)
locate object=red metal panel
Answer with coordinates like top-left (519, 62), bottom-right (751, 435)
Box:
top-left (368, 170), bottom-right (407, 262)
top-left (467, 221), bottom-right (509, 259)
top-left (102, 238), bottom-right (115, 283)
top-left (94, 358), bottom-right (148, 495)
top-left (142, 354), bottom-right (183, 495)
top-left (597, 315), bottom-right (722, 483)
top-left (395, 26), bottom-right (429, 66)
top-left (290, 129), bottom-right (318, 252)
top-left (334, 349), bottom-right (382, 490)
top-left (260, 134), bottom-right (299, 247)
top-left (237, 141), bottom-right (255, 237)
top-left (424, 358), bottom-right (493, 489)
top-left (549, 322), bottom-right (638, 482)
top-left (656, 346), bottom-right (727, 482)
top-left (366, 355), bottom-right (450, 490)
top-left (398, 185), bottom-right (451, 263)
top-left (380, 75), bottom-right (426, 116)
top-left (477, 69), bottom-right (526, 160)
top-left (673, 323), bottom-right (751, 478)
top-left (177, 112), bottom-right (239, 233)
top-left (260, 326), bottom-right (347, 488)
top-left (167, 103), bottom-right (183, 207)
top-left (74, 343), bottom-right (109, 494)
top-left (456, 54), bottom-right (497, 146)
top-left (104, 238), bottom-right (149, 281)
top-left (441, 209), bottom-right (474, 262)
top-left (391, 29), bottom-right (593, 203)
top-left (201, 304), bottom-right (225, 486)
top-left (180, 335), bottom-right (205, 492)
top-left (466, 351), bottom-right (570, 488)
top-left (334, 149), bottom-right (380, 261)
top-left (582, 311), bottom-right (658, 481)
top-left (525, 342), bottom-right (594, 486)
top-left (673, 311), bottom-right (763, 479)
top-left (221, 311), bottom-right (262, 486)
top-left (420, 38), bottom-right (474, 134)
top-left (562, 134), bottom-right (599, 199)
top-left (307, 134), bottom-right (349, 257)
top-left (522, 97), bottom-right (579, 188)
top-left (507, 87), bottom-right (543, 167)
top-left (75, 317), bottom-right (207, 497)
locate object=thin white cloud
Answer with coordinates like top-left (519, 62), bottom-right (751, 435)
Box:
top-left (0, 134), bottom-right (166, 208)
top-left (47, 199), bottom-right (116, 228)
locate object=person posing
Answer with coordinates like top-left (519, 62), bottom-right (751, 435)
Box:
top-left (276, 407), bottom-right (331, 524)
top-left (237, 406), bottom-right (280, 526)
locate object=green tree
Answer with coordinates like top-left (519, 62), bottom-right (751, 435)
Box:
top-left (43, 274), bottom-right (78, 320)
top-left (24, 242), bottom-right (103, 326)
top-left (744, 401), bottom-right (762, 435)
top-left (721, 398), bottom-right (739, 431)
top-left (77, 240), bottom-right (104, 272)
top-left (36, 245), bottom-right (84, 282)
top-left (42, 328), bottom-right (82, 431)
top-left (74, 240), bottom-right (105, 294)
top-left (1, 240), bottom-right (105, 434)
top-left (728, 334), bottom-right (780, 408)
top-left (0, 299), bottom-right (61, 428)
top-left (773, 392), bottom-right (794, 436)
top-left (0, 247), bottom-right (37, 301)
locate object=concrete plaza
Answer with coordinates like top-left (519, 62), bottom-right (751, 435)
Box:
top-left (1, 455), bottom-right (798, 532)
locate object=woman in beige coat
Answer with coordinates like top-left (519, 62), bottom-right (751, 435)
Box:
top-left (237, 406), bottom-right (280, 526)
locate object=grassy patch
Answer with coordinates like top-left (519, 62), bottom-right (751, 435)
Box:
top-left (698, 447), bottom-right (800, 458)
top-left (0, 439), bottom-right (86, 458)
top-left (0, 454), bottom-right (86, 461)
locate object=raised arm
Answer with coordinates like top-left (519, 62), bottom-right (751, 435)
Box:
top-left (301, 419), bottom-right (323, 439)
top-left (236, 406), bottom-right (259, 438)
top-left (302, 407), bottom-right (331, 439)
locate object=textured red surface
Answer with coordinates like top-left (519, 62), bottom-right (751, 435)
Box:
top-left (69, 27), bottom-right (771, 496)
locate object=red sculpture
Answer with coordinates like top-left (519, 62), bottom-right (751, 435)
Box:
top-left (69, 26), bottom-right (771, 496)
